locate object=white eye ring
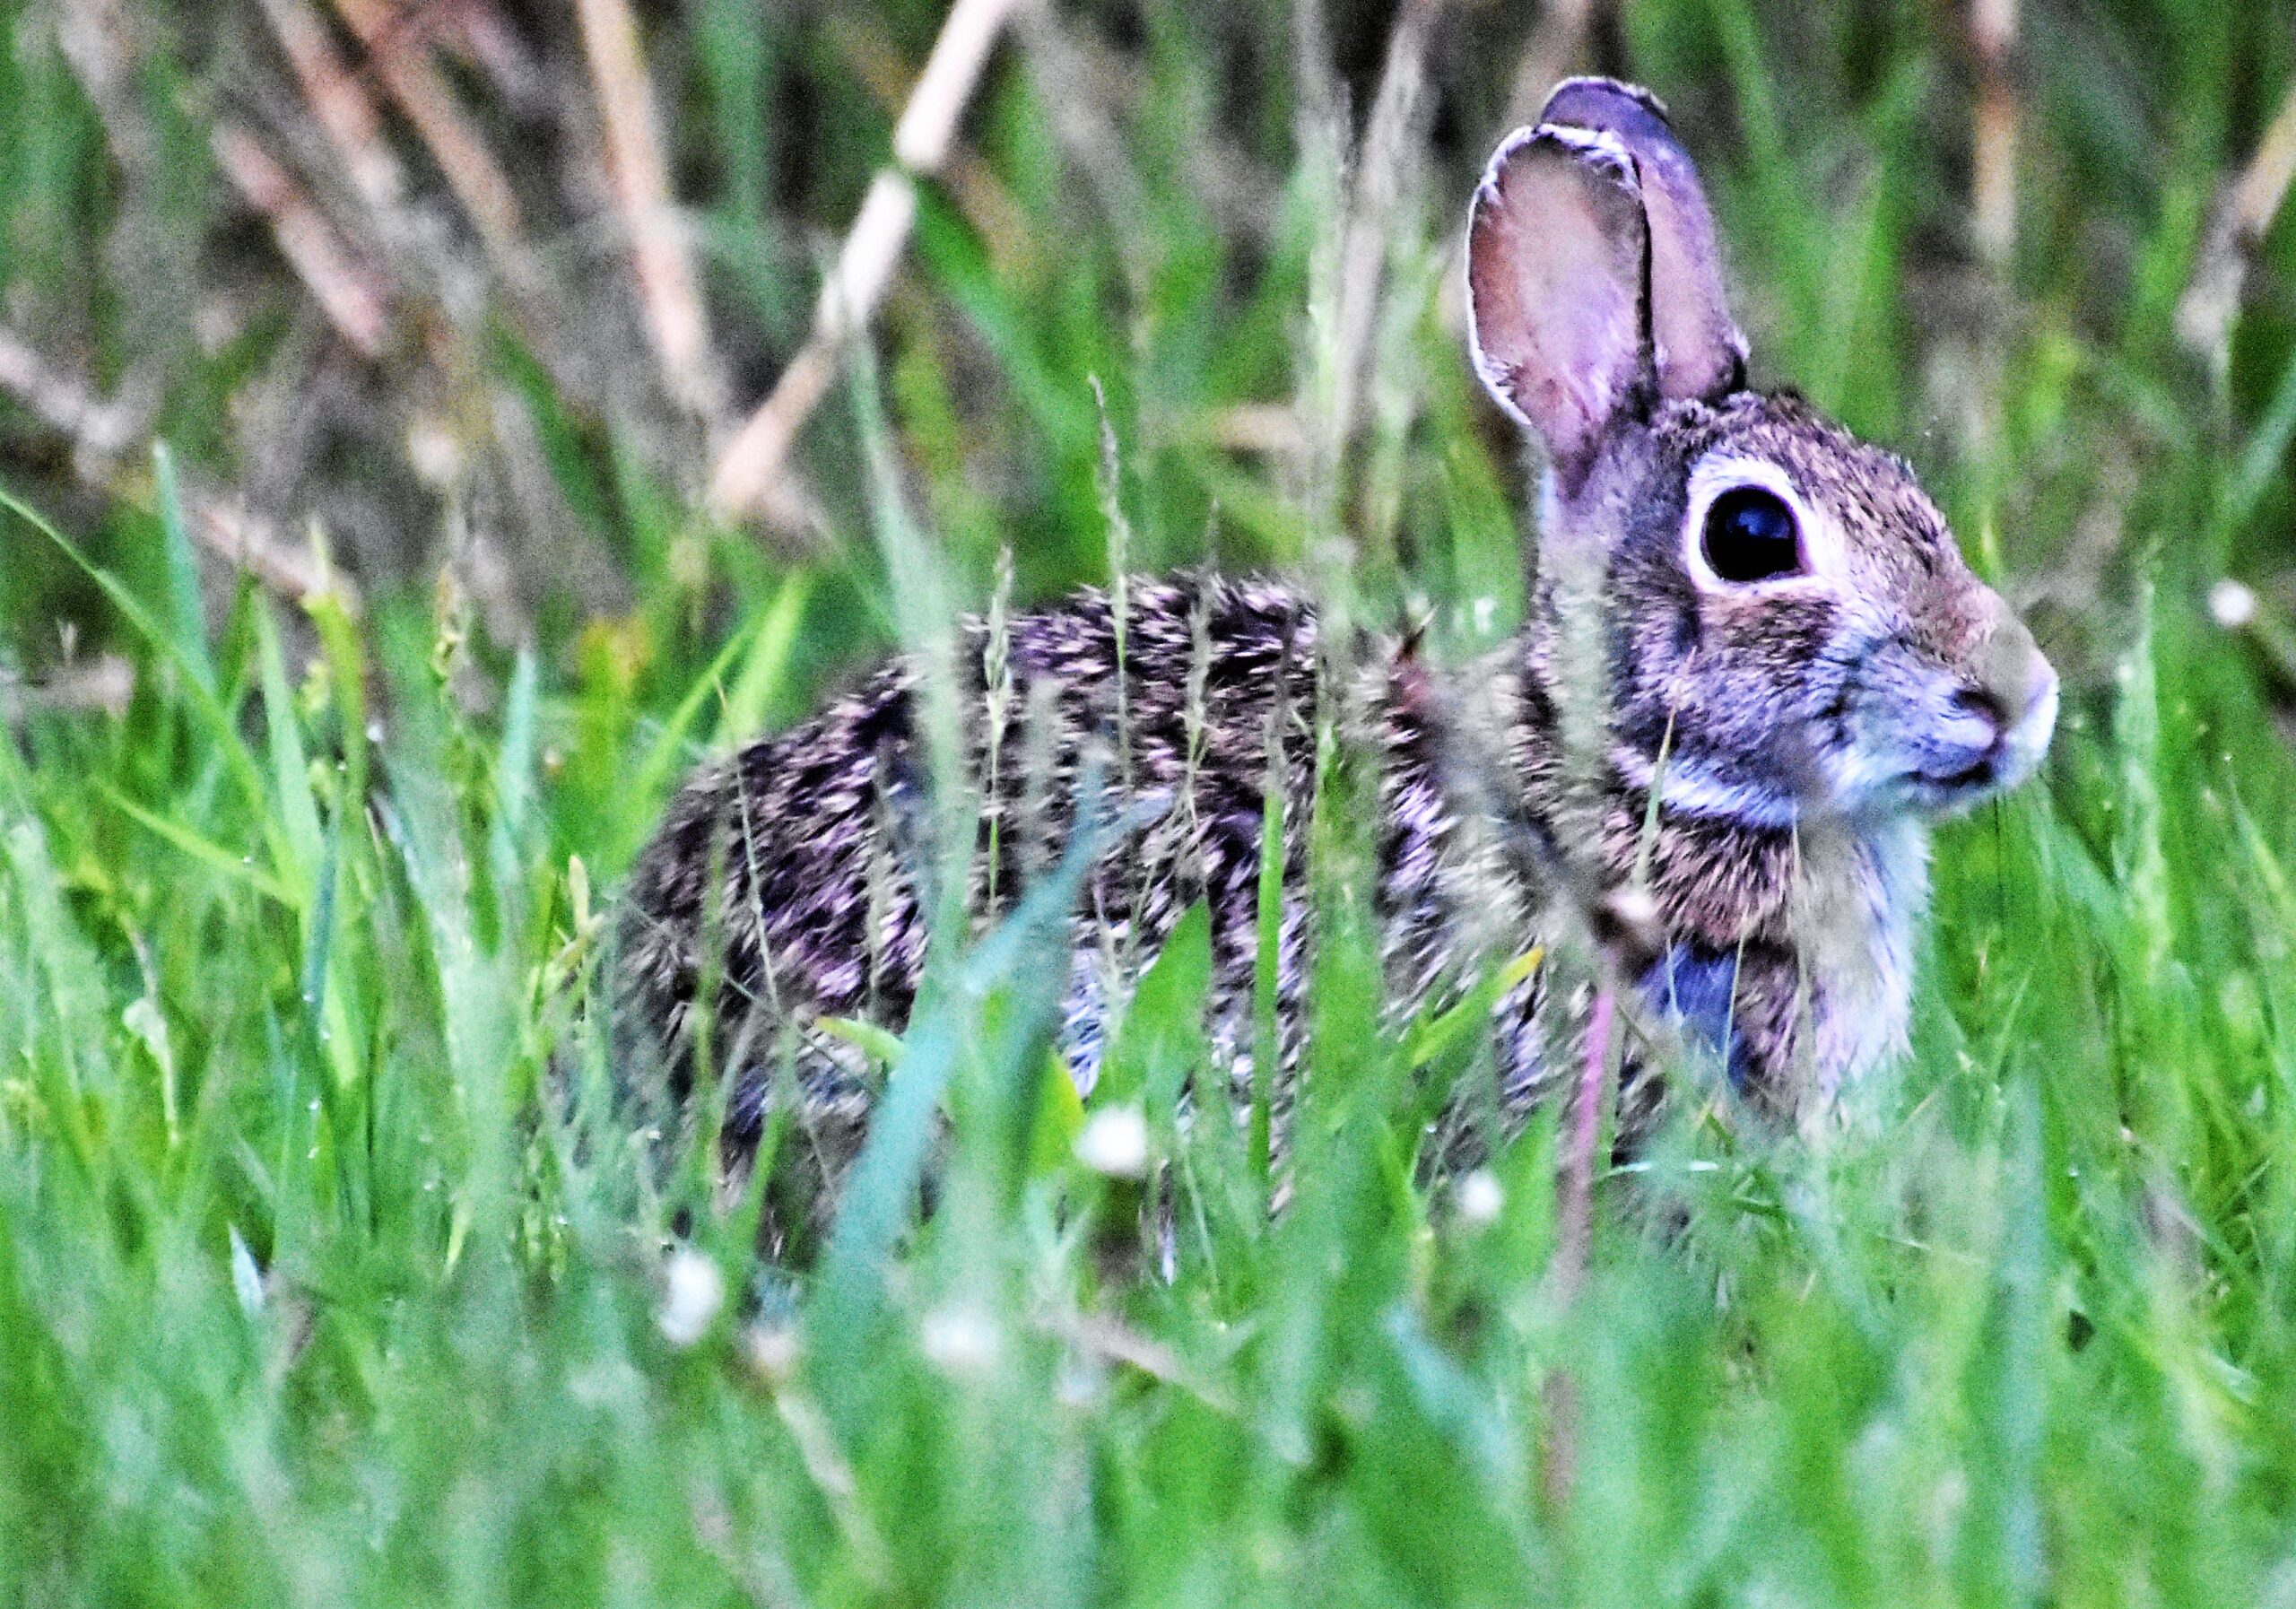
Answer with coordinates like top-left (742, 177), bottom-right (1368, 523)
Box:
top-left (1682, 457), bottom-right (1839, 595)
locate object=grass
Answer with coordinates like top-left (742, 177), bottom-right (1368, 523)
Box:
top-left (4, 1), bottom-right (2296, 1604)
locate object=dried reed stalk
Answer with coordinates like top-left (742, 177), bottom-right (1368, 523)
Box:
top-left (835, 14), bottom-right (1033, 272)
top-left (257, 0), bottom-right (404, 213)
top-left (213, 124), bottom-right (395, 358)
top-left (1971, 0), bottom-right (2020, 267)
top-left (0, 657), bottom-right (135, 722)
top-left (0, 326), bottom-right (141, 461)
top-left (575, 0), bottom-right (719, 418)
top-left (1014, 10), bottom-right (1274, 242)
top-left (1325, 0), bottom-right (1447, 461)
top-left (1502, 0), bottom-right (1597, 134)
top-left (2179, 74), bottom-right (2296, 365)
top-left (190, 500), bottom-right (356, 611)
top-left (0, 323), bottom-right (357, 611)
top-left (1540, 983), bottom-right (1617, 1513)
top-left (709, 0), bottom-right (1027, 530)
top-left (329, 0), bottom-right (526, 256)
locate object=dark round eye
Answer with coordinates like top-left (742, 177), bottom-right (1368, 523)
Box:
top-left (1700, 486), bottom-right (1803, 584)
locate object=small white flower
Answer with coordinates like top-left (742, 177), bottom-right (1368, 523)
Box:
top-left (744, 1321), bottom-right (800, 1385)
top-left (1456, 1169), bottom-right (1504, 1228)
top-left (1074, 1106), bottom-right (1150, 1179)
top-left (657, 1248), bottom-right (725, 1347)
top-left (919, 1303), bottom-right (1001, 1379)
top-left (2209, 578), bottom-right (2257, 630)
top-left (1472, 596), bottom-right (1498, 635)
top-left (406, 414), bottom-right (465, 488)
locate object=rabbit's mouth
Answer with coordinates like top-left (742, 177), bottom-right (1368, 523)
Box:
top-left (1899, 670), bottom-right (2058, 813)
top-left (1912, 756), bottom-right (2013, 806)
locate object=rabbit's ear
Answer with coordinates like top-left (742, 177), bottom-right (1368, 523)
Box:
top-left (1467, 124), bottom-right (1652, 482)
top-left (1537, 78), bottom-right (1747, 402)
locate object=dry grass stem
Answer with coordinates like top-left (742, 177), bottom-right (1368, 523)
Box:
top-left (1540, 983), bottom-right (1616, 1514)
top-left (1326, 0), bottom-right (1446, 461)
top-left (213, 125), bottom-right (394, 358)
top-left (2179, 73), bottom-right (2296, 363)
top-left (192, 500), bottom-right (359, 612)
top-left (1056, 1315), bottom-right (1239, 1416)
top-left (1502, 0), bottom-right (1597, 133)
top-left (0, 656), bottom-right (135, 722)
top-left (709, 0), bottom-right (1026, 528)
top-left (257, 0), bottom-right (405, 213)
top-left (0, 325), bottom-right (143, 460)
top-left (1556, 985), bottom-right (1616, 1305)
top-left (52, 0), bottom-right (149, 166)
top-left (1, 322), bottom-right (358, 611)
top-left (835, 16), bottom-right (1034, 270)
top-left (1971, 0), bottom-right (2020, 267)
top-left (576, 0), bottom-right (719, 418)
top-left (329, 0), bottom-right (526, 257)
top-left (1017, 11), bottom-right (1275, 239)
top-left (1206, 403), bottom-right (1308, 457)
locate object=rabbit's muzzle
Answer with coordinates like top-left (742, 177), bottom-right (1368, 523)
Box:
top-left (1964, 608), bottom-right (2058, 793)
top-left (1918, 604), bottom-right (2057, 804)
top-left (1825, 600), bottom-right (2057, 818)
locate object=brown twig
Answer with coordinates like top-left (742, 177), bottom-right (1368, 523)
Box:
top-left (329, 0), bottom-right (526, 257)
top-left (709, 0), bottom-right (1026, 531)
top-left (2179, 73), bottom-right (2296, 366)
top-left (213, 124), bottom-right (395, 358)
top-left (0, 323), bottom-right (357, 612)
top-left (1970, 0), bottom-right (2020, 268)
top-left (575, 0), bottom-right (720, 418)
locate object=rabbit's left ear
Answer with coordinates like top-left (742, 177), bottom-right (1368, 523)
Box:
top-left (1538, 78), bottom-right (1747, 402)
top-left (1467, 124), bottom-right (1652, 483)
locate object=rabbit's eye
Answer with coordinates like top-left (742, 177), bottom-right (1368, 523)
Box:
top-left (1700, 486), bottom-right (1802, 584)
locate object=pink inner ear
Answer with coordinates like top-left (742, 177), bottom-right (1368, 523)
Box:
top-left (1465, 126), bottom-right (1652, 480)
top-left (1535, 78), bottom-right (1748, 403)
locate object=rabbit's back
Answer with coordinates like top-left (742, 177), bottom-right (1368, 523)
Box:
top-left (617, 574), bottom-right (1369, 1170)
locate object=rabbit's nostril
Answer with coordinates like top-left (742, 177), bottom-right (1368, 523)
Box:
top-left (1952, 685), bottom-right (2008, 743)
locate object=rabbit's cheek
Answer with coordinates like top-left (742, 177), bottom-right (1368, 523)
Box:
top-left (1805, 644), bottom-right (1960, 813)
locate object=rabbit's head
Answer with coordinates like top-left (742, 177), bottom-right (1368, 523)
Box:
top-left (1468, 80), bottom-right (2056, 828)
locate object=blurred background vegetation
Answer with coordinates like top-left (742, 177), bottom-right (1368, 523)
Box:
top-left (4, 0), bottom-right (2292, 787)
top-left (6, 1), bottom-right (2296, 1603)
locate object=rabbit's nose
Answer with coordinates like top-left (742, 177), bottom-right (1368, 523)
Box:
top-left (2000, 656), bottom-right (2060, 769)
top-left (1969, 610), bottom-right (2058, 783)
top-left (1972, 607), bottom-right (2051, 714)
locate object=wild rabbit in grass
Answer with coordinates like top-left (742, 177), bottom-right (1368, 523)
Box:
top-left (616, 78), bottom-right (2057, 1212)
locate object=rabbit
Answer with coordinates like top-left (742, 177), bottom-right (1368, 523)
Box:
top-left (614, 77), bottom-right (2057, 1217)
